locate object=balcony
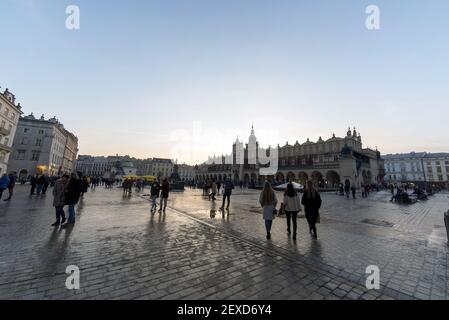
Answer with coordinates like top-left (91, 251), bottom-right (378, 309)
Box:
top-left (0, 126), bottom-right (11, 136)
top-left (0, 142), bottom-right (12, 153)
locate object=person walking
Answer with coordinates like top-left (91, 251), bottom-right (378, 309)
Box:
top-left (150, 180), bottom-right (161, 212)
top-left (36, 174), bottom-right (45, 195)
top-left (209, 181), bottom-right (217, 200)
top-left (220, 177), bottom-right (234, 210)
top-left (42, 174), bottom-right (50, 195)
top-left (217, 181), bottom-right (221, 195)
top-left (301, 180), bottom-right (322, 239)
top-left (351, 185), bottom-right (356, 199)
top-left (0, 174), bottom-right (10, 200)
top-left (63, 172), bottom-right (82, 227)
top-left (344, 179), bottom-right (350, 198)
top-left (259, 181), bottom-right (278, 240)
top-left (30, 174), bottom-right (37, 195)
top-left (282, 182), bottom-right (302, 240)
top-left (51, 174), bottom-right (69, 226)
top-left (80, 175), bottom-right (89, 198)
top-left (159, 178), bottom-right (170, 213)
top-left (3, 172), bottom-right (17, 201)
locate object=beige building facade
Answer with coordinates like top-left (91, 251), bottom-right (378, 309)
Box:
top-left (0, 88), bottom-right (23, 175)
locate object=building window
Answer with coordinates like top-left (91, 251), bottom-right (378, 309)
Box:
top-left (35, 139), bottom-right (42, 147)
top-left (16, 150), bottom-right (26, 160)
top-left (38, 130), bottom-right (44, 135)
top-left (20, 137), bottom-right (28, 145)
top-left (23, 128), bottom-right (29, 133)
top-left (31, 151), bottom-right (40, 161)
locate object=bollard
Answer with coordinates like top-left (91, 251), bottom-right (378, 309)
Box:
top-left (445, 210), bottom-right (449, 246)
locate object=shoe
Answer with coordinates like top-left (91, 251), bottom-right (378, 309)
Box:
top-left (3, 198), bottom-right (11, 201)
top-left (61, 217), bottom-right (66, 224)
top-left (266, 232), bottom-right (271, 240)
top-left (51, 221), bottom-right (60, 226)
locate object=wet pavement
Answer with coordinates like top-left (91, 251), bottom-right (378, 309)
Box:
top-left (0, 185), bottom-right (448, 300)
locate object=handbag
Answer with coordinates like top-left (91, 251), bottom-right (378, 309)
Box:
top-left (278, 203), bottom-right (285, 216)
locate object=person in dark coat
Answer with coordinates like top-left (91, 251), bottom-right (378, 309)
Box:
top-left (42, 174), bottom-right (50, 195)
top-left (36, 174), bottom-right (46, 195)
top-left (301, 180), bottom-right (322, 239)
top-left (150, 180), bottom-right (161, 212)
top-left (159, 178), bottom-right (170, 213)
top-left (63, 172), bottom-right (83, 226)
top-left (51, 174), bottom-right (70, 226)
top-left (220, 177), bottom-right (234, 210)
top-left (30, 174), bottom-right (37, 195)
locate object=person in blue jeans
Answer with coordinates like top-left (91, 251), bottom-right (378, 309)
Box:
top-left (259, 181), bottom-right (278, 240)
top-left (63, 172), bottom-right (82, 227)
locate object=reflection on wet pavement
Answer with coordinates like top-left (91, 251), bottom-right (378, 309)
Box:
top-left (0, 185), bottom-right (447, 300)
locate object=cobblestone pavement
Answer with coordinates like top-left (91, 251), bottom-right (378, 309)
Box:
top-left (0, 185), bottom-right (447, 300)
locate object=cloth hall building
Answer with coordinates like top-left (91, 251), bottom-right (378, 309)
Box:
top-left (195, 127), bottom-right (385, 189)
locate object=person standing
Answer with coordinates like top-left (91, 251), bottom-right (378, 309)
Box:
top-left (159, 178), bottom-right (170, 213)
top-left (209, 181), bottom-right (217, 200)
top-left (0, 174), bottom-right (10, 200)
top-left (301, 180), bottom-right (322, 239)
top-left (150, 180), bottom-right (161, 212)
top-left (51, 174), bottom-right (69, 226)
top-left (282, 182), bottom-right (302, 240)
top-left (63, 172), bottom-right (82, 226)
top-left (220, 178), bottom-right (234, 210)
top-left (259, 181), bottom-right (278, 240)
top-left (3, 172), bottom-right (17, 201)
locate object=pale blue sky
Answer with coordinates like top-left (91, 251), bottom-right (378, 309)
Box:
top-left (1, 0), bottom-right (448, 164)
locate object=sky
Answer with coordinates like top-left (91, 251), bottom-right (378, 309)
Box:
top-left (1, 0), bottom-right (448, 164)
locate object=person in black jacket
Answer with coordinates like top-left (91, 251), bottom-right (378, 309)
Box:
top-left (150, 180), bottom-right (161, 212)
top-left (30, 174), bottom-right (37, 195)
top-left (63, 172), bottom-right (83, 227)
top-left (159, 178), bottom-right (170, 213)
top-left (301, 180), bottom-right (322, 239)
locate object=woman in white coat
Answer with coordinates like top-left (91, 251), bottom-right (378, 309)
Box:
top-left (282, 182), bottom-right (302, 240)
